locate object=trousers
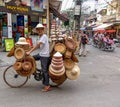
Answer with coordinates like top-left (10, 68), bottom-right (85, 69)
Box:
top-left (33, 54), bottom-right (51, 86)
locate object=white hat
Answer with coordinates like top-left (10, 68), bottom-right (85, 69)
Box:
top-left (35, 23), bottom-right (44, 29)
top-left (16, 37), bottom-right (29, 45)
top-left (66, 64), bottom-right (80, 80)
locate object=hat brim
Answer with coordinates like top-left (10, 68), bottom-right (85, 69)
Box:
top-left (66, 69), bottom-right (80, 80)
top-left (16, 42), bottom-right (29, 45)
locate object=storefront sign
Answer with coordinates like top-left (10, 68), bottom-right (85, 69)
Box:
top-left (4, 38), bottom-right (14, 51)
top-left (6, 5), bottom-right (29, 12)
top-left (0, 0), bottom-right (45, 16)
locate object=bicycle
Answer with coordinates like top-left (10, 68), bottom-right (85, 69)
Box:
top-left (3, 61), bottom-right (65, 88)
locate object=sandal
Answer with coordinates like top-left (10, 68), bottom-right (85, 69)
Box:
top-left (42, 86), bottom-right (51, 92)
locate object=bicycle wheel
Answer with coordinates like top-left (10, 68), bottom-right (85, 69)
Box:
top-left (3, 65), bottom-right (28, 88)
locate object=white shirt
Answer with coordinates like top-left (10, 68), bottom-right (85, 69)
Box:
top-left (39, 34), bottom-right (50, 57)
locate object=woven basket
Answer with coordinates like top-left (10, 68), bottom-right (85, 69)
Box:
top-left (54, 43), bottom-right (66, 54)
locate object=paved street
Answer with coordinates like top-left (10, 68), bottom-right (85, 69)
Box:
top-left (0, 45), bottom-right (120, 107)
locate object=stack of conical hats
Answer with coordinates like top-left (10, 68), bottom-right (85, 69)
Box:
top-left (49, 52), bottom-right (67, 84)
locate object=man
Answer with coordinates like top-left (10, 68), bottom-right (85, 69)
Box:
top-left (79, 32), bottom-right (88, 57)
top-left (26, 23), bottom-right (51, 92)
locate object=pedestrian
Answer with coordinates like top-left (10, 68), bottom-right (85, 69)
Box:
top-left (26, 23), bottom-right (51, 92)
top-left (79, 32), bottom-right (89, 57)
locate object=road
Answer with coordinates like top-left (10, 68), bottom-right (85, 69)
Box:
top-left (0, 45), bottom-right (120, 107)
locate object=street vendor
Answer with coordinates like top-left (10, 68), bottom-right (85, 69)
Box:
top-left (26, 23), bottom-right (51, 92)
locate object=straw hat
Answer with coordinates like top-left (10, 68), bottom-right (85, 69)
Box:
top-left (53, 51), bottom-right (62, 59)
top-left (71, 53), bottom-right (79, 63)
top-left (49, 65), bottom-right (65, 74)
top-left (17, 56), bottom-right (36, 77)
top-left (49, 66), bottom-right (65, 77)
top-left (64, 50), bottom-right (72, 59)
top-left (16, 37), bottom-right (29, 45)
top-left (54, 43), bottom-right (66, 54)
top-left (66, 64), bottom-right (80, 80)
top-left (52, 60), bottom-right (63, 65)
top-left (52, 57), bottom-right (63, 62)
top-left (14, 47), bottom-right (25, 60)
top-left (35, 23), bottom-right (44, 29)
top-left (13, 61), bottom-right (22, 71)
top-left (32, 23), bottom-right (44, 33)
top-left (24, 55), bottom-right (36, 74)
top-left (22, 61), bottom-right (32, 71)
top-left (65, 38), bottom-right (77, 52)
top-left (51, 63), bottom-right (63, 70)
top-left (16, 69), bottom-right (32, 77)
top-left (64, 59), bottom-right (75, 70)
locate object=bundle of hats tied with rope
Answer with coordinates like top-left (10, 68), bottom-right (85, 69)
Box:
top-left (49, 36), bottom-right (80, 83)
top-left (7, 37), bottom-right (36, 77)
top-left (49, 38), bottom-right (80, 84)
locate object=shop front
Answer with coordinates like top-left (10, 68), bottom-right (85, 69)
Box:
top-left (0, 0), bottom-right (46, 51)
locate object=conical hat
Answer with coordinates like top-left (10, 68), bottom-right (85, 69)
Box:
top-left (66, 64), bottom-right (80, 80)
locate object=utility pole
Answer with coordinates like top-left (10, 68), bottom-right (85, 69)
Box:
top-left (73, 0), bottom-right (82, 41)
top-left (47, 0), bottom-right (50, 38)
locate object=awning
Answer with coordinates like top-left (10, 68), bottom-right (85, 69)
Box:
top-left (49, 4), bottom-right (68, 22)
top-left (95, 30), bottom-right (116, 33)
top-left (93, 23), bottom-right (114, 30)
